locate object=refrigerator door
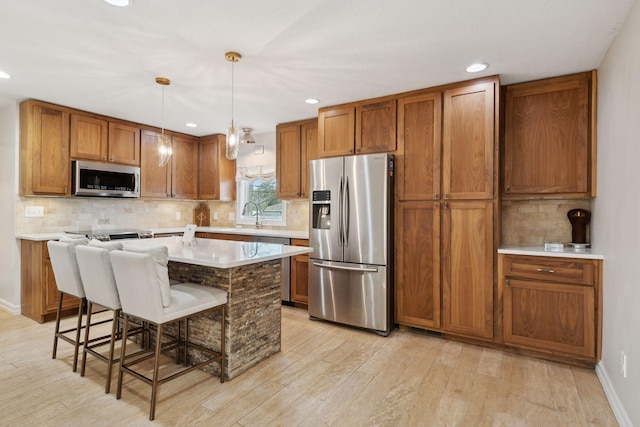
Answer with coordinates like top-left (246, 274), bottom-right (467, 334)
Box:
top-left (343, 154), bottom-right (390, 266)
top-left (309, 260), bottom-right (390, 333)
top-left (309, 157), bottom-right (344, 262)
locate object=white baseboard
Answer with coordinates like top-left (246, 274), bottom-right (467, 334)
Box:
top-left (596, 362), bottom-right (633, 427)
top-left (0, 298), bottom-right (21, 315)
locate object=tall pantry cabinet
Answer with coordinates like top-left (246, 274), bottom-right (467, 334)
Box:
top-left (395, 77), bottom-right (499, 340)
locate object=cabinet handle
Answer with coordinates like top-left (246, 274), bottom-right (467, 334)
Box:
top-left (64, 186), bottom-right (68, 193)
top-left (505, 279), bottom-right (510, 288)
top-left (536, 268), bottom-right (555, 273)
top-left (506, 186), bottom-right (511, 193)
top-left (443, 202), bottom-right (448, 209)
top-left (434, 193), bottom-right (439, 200)
top-left (434, 202), bottom-right (438, 210)
top-left (103, 156), bottom-right (107, 161)
top-left (444, 193), bottom-right (449, 199)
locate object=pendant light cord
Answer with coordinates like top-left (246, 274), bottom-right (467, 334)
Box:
top-left (161, 84), bottom-right (165, 138)
top-left (231, 60), bottom-right (235, 128)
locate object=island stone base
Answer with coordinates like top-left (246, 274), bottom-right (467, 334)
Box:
top-left (167, 258), bottom-right (282, 380)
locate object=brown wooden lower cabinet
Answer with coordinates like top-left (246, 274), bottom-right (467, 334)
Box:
top-left (290, 239), bottom-right (309, 306)
top-left (20, 239), bottom-right (79, 323)
top-left (197, 232), bottom-right (253, 242)
top-left (500, 254), bottom-right (601, 362)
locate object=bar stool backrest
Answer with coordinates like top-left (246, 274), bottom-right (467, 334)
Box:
top-left (110, 250), bottom-right (166, 323)
top-left (76, 245), bottom-right (121, 311)
top-left (47, 241), bottom-right (86, 298)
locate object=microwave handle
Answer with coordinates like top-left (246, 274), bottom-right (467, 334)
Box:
top-left (135, 172), bottom-right (140, 195)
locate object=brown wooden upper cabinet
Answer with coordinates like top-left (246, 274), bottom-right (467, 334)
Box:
top-left (140, 130), bottom-right (198, 199)
top-left (318, 98), bottom-right (396, 158)
top-left (19, 100), bottom-right (71, 196)
top-left (442, 81), bottom-right (495, 200)
top-left (503, 71), bottom-right (597, 198)
top-left (198, 134), bottom-right (236, 201)
top-left (276, 118), bottom-right (317, 199)
top-left (70, 114), bottom-right (140, 166)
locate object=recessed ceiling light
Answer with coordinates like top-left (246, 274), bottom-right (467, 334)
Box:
top-left (104, 0), bottom-right (130, 6)
top-left (185, 122), bottom-right (198, 128)
top-left (0, 70), bottom-right (11, 79)
top-left (466, 63), bottom-right (488, 73)
top-left (305, 98), bottom-right (319, 105)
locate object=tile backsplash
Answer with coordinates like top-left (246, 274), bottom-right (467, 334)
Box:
top-left (17, 197), bottom-right (310, 234)
top-left (501, 199), bottom-right (592, 244)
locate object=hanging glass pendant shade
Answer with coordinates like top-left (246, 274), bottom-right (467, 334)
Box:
top-left (225, 52), bottom-right (241, 160)
top-left (156, 77), bottom-right (172, 167)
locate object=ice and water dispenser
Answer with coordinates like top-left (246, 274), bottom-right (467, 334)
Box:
top-left (312, 190), bottom-right (331, 229)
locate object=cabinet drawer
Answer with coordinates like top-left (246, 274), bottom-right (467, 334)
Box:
top-left (503, 256), bottom-right (594, 285)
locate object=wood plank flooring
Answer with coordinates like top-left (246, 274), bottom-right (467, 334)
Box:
top-left (0, 306), bottom-right (617, 426)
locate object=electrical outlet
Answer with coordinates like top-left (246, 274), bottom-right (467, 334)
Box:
top-left (213, 212), bottom-right (219, 220)
top-left (175, 212), bottom-right (181, 220)
top-left (25, 206), bottom-right (44, 217)
top-left (228, 212), bottom-right (235, 221)
top-left (620, 351), bottom-right (628, 378)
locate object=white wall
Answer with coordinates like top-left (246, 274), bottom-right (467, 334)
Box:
top-left (0, 102), bottom-right (19, 313)
top-left (592, 1), bottom-right (640, 425)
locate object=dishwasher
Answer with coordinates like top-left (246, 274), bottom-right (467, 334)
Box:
top-left (253, 236), bottom-right (291, 304)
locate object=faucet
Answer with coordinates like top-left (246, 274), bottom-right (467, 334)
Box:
top-left (243, 201), bottom-right (261, 229)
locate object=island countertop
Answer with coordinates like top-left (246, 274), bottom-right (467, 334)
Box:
top-left (123, 236), bottom-right (312, 269)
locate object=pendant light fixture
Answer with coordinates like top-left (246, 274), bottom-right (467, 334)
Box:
top-left (156, 77), bottom-right (172, 167)
top-left (225, 51), bottom-right (241, 160)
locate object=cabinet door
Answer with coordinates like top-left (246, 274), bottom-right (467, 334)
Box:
top-left (395, 201), bottom-right (441, 329)
top-left (171, 135), bottom-right (198, 199)
top-left (70, 114), bottom-right (108, 161)
top-left (442, 200), bottom-right (493, 339)
top-left (140, 129), bottom-right (171, 198)
top-left (318, 106), bottom-right (355, 157)
top-left (199, 135), bottom-right (221, 200)
top-left (504, 279), bottom-right (595, 358)
top-left (300, 121), bottom-right (318, 199)
top-left (291, 254), bottom-right (309, 305)
top-left (442, 81), bottom-right (495, 200)
top-left (108, 122), bottom-right (140, 165)
top-left (276, 123), bottom-right (302, 199)
top-left (396, 92), bottom-right (442, 201)
top-left (355, 99), bottom-right (397, 154)
top-left (504, 72), bottom-right (592, 196)
top-left (31, 105), bottom-right (70, 195)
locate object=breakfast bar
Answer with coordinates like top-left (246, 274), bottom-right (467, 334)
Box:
top-left (122, 236), bottom-right (312, 380)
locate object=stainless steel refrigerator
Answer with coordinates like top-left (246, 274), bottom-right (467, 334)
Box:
top-left (308, 153), bottom-right (394, 335)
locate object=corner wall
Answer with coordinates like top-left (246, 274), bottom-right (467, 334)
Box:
top-left (592, 1), bottom-right (640, 425)
top-left (0, 102), bottom-right (19, 313)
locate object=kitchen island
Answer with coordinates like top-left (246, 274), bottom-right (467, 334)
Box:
top-left (122, 236), bottom-right (312, 380)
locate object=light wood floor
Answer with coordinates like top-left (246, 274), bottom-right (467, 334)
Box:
top-left (0, 306), bottom-right (617, 426)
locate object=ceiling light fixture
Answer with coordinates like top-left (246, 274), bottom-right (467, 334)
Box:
top-left (186, 122), bottom-right (198, 128)
top-left (240, 128), bottom-right (256, 144)
top-left (225, 51), bottom-right (241, 160)
top-left (305, 98), bottom-right (319, 105)
top-left (466, 63), bottom-right (489, 73)
top-left (0, 70), bottom-right (10, 79)
top-left (104, 0), bottom-right (130, 6)
top-left (156, 77), bottom-right (172, 167)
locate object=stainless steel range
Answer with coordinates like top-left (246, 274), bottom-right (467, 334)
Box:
top-left (66, 229), bottom-right (154, 241)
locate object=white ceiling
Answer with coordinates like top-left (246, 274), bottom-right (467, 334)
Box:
top-left (0, 0), bottom-right (636, 136)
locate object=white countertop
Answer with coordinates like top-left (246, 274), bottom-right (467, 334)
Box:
top-left (498, 244), bottom-right (604, 260)
top-left (151, 226), bottom-right (309, 240)
top-left (125, 236), bottom-right (312, 268)
top-left (16, 227), bottom-right (309, 241)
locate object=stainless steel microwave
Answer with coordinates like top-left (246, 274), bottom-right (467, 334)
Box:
top-left (72, 160), bottom-right (140, 198)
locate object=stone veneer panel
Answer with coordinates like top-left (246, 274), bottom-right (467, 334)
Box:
top-left (168, 258), bottom-right (282, 380)
top-left (501, 199), bottom-right (592, 244)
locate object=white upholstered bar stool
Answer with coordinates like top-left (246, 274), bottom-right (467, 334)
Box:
top-left (47, 240), bottom-right (89, 372)
top-left (110, 249), bottom-right (227, 421)
top-left (76, 244), bottom-right (142, 394)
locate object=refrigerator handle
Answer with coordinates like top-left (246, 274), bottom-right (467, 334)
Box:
top-left (338, 176), bottom-right (344, 247)
top-left (344, 175), bottom-right (350, 246)
top-left (312, 261), bottom-right (378, 273)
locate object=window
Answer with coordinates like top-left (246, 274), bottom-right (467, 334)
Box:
top-left (236, 178), bottom-right (286, 227)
